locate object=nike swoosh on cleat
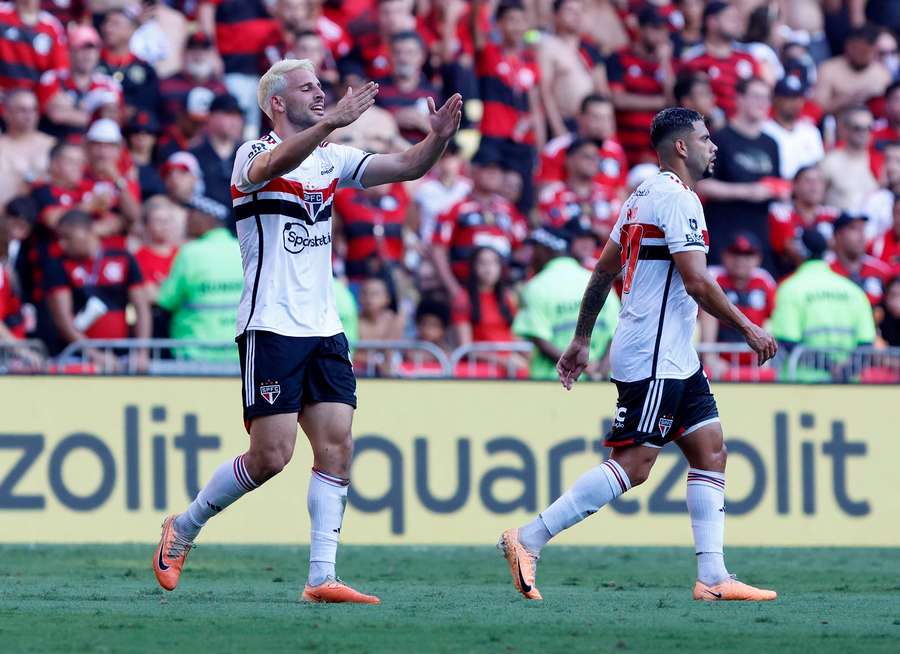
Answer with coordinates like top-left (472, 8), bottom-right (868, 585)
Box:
top-left (705, 589), bottom-right (722, 599)
top-left (516, 557), bottom-right (532, 593)
top-left (157, 545), bottom-right (170, 571)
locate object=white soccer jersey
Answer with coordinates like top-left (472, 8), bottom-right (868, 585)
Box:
top-left (608, 172), bottom-right (709, 382)
top-left (231, 131), bottom-right (374, 338)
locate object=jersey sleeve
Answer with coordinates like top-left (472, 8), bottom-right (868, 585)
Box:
top-left (125, 253), bottom-right (144, 289)
top-left (43, 258), bottom-right (69, 295)
top-left (854, 289), bottom-right (877, 345)
top-left (659, 191), bottom-right (708, 254)
top-left (232, 140), bottom-right (272, 194)
top-left (608, 204), bottom-right (628, 247)
top-left (328, 142), bottom-right (375, 189)
top-left (156, 250), bottom-right (187, 312)
top-left (769, 284), bottom-right (803, 343)
top-left (511, 286), bottom-right (553, 342)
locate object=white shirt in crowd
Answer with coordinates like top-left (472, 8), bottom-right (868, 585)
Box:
top-left (761, 118), bottom-right (825, 179)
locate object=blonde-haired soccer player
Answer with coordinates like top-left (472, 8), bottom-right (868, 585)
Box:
top-left (154, 59), bottom-right (462, 604)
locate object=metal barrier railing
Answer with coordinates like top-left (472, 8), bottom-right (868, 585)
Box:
top-left (12, 338), bottom-right (900, 383)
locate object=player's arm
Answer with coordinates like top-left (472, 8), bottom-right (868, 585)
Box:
top-left (557, 238), bottom-right (622, 389)
top-left (672, 250), bottom-right (777, 365)
top-left (360, 94), bottom-right (463, 187)
top-left (247, 83), bottom-right (380, 185)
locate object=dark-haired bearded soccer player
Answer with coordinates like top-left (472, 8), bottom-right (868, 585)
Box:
top-left (498, 107), bottom-right (779, 602)
top-left (153, 59), bottom-right (462, 604)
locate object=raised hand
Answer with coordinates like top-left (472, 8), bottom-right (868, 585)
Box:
top-left (324, 82), bottom-right (379, 129)
top-left (427, 93), bottom-right (463, 140)
top-left (557, 338), bottom-right (591, 391)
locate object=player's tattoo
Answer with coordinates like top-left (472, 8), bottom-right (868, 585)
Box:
top-left (574, 266), bottom-right (617, 339)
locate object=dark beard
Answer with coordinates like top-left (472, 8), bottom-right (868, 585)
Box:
top-left (702, 162), bottom-right (714, 178)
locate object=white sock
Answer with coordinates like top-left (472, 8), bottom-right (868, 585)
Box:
top-left (307, 468), bottom-right (349, 586)
top-left (521, 459), bottom-right (631, 554)
top-left (173, 454), bottom-right (259, 541)
top-left (686, 468), bottom-right (729, 585)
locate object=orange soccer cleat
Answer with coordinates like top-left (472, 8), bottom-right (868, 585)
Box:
top-left (153, 515), bottom-right (194, 591)
top-left (693, 575), bottom-right (777, 601)
top-left (301, 577), bottom-right (381, 604)
top-left (497, 528), bottom-right (543, 600)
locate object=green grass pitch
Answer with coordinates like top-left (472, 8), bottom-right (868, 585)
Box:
top-left (1, 545), bottom-right (898, 652)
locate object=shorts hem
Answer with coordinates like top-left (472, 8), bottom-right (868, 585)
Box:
top-left (305, 395), bottom-right (357, 409)
top-left (680, 416), bottom-right (720, 437)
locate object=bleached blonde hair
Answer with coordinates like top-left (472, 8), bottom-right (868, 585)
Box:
top-left (257, 58), bottom-right (316, 120)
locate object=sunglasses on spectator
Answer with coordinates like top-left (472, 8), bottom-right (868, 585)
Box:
top-left (848, 123), bottom-right (873, 131)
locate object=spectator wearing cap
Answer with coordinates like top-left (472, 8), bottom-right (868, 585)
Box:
top-left (469, 0), bottom-right (545, 214)
top-left (869, 195), bottom-right (900, 272)
top-left (158, 31), bottom-right (227, 130)
top-left (431, 147), bottom-right (528, 298)
top-left (198, 0), bottom-right (278, 139)
top-left (697, 77), bottom-right (787, 272)
top-left (768, 164), bottom-right (839, 277)
top-left (157, 86), bottom-right (217, 162)
top-left (43, 209), bottom-right (150, 353)
top-left (537, 138), bottom-right (620, 245)
top-left (156, 201), bottom-right (242, 361)
top-left (0, 89), bottom-right (55, 210)
top-left (536, 94), bottom-right (627, 198)
top-left (770, 228), bottom-right (876, 382)
top-left (512, 226), bottom-right (619, 380)
top-left (673, 73), bottom-right (721, 131)
top-left (374, 32), bottom-right (439, 144)
top-left (862, 141), bottom-right (900, 240)
top-left (607, 6), bottom-right (676, 166)
top-left (160, 150), bottom-right (229, 223)
top-left (762, 74), bottom-right (825, 179)
top-left (828, 213), bottom-right (893, 306)
top-left (332, 177), bottom-right (411, 284)
top-left (538, 0), bottom-right (609, 140)
top-left (125, 111), bottom-right (166, 201)
top-left (37, 24), bottom-right (123, 140)
top-left (700, 232), bottom-right (776, 375)
top-left (99, 7), bottom-right (162, 121)
top-left (189, 93), bottom-right (243, 216)
top-left (680, 1), bottom-right (762, 120)
top-left (82, 118), bottom-right (141, 242)
top-left (821, 105), bottom-right (879, 213)
top-left (815, 24), bottom-right (891, 116)
top-left (412, 140), bottom-right (472, 244)
top-left (0, 0), bottom-right (69, 96)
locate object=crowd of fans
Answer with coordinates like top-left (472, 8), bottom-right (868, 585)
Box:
top-left (1, 0), bottom-right (900, 380)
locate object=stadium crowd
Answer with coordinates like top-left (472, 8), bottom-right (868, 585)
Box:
top-left (1, 0), bottom-right (900, 380)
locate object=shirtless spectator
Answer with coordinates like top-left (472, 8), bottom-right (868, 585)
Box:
top-left (536, 94), bottom-right (627, 197)
top-left (607, 6), bottom-right (675, 166)
top-left (680, 1), bottom-right (761, 119)
top-left (762, 74), bottom-right (825, 179)
top-left (356, 275), bottom-right (405, 377)
top-left (37, 24), bottom-right (123, 140)
top-left (539, 0), bottom-right (609, 139)
top-left (768, 164), bottom-right (839, 276)
top-left (582, 0), bottom-right (628, 55)
top-left (821, 106), bottom-right (879, 213)
top-left (778, 0), bottom-right (828, 63)
top-left (0, 90), bottom-right (55, 210)
top-left (815, 24), bottom-right (891, 116)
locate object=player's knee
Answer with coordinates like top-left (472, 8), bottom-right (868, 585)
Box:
top-left (332, 431), bottom-right (354, 473)
top-left (710, 442), bottom-right (727, 472)
top-left (250, 445), bottom-right (293, 482)
top-left (627, 464), bottom-right (653, 487)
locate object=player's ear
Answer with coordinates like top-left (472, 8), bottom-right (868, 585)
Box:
top-left (674, 137), bottom-right (689, 158)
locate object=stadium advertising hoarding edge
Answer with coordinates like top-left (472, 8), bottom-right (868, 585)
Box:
top-left (0, 379), bottom-right (895, 546)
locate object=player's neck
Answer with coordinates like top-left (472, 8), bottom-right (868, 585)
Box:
top-left (659, 163), bottom-right (696, 189)
top-left (272, 117), bottom-right (314, 141)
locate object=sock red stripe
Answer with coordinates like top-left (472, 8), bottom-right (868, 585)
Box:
top-left (312, 467), bottom-right (349, 487)
top-left (603, 460), bottom-right (627, 493)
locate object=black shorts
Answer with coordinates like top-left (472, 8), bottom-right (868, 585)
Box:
top-left (237, 330), bottom-right (357, 428)
top-left (605, 367), bottom-right (719, 448)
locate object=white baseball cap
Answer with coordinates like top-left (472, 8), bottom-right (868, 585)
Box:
top-left (161, 151), bottom-right (202, 179)
top-left (86, 118), bottom-right (122, 144)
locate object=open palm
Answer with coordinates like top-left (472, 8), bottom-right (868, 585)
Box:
top-left (427, 94), bottom-right (463, 139)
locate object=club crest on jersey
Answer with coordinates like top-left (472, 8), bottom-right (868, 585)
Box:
top-left (658, 415), bottom-right (674, 438)
top-left (260, 381), bottom-right (281, 405)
